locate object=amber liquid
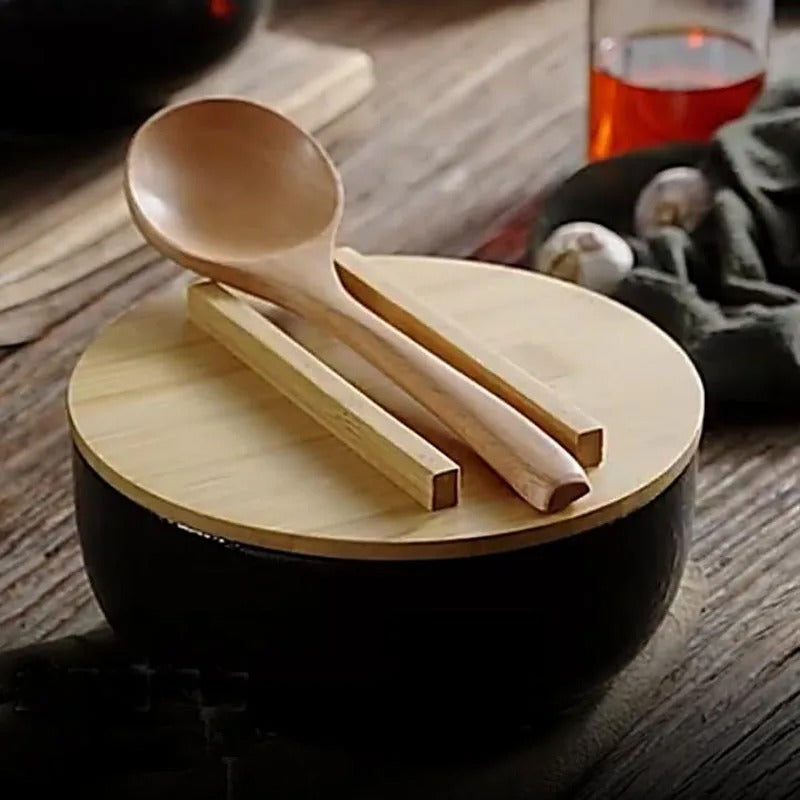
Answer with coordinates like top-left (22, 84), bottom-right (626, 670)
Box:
top-left (589, 28), bottom-right (766, 161)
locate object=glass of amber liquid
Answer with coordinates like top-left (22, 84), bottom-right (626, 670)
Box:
top-left (588, 0), bottom-right (773, 161)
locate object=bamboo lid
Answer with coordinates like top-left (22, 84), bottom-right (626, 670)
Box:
top-left (68, 254), bottom-right (704, 560)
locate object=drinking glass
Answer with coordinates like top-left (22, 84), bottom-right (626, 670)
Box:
top-left (588, 0), bottom-right (773, 161)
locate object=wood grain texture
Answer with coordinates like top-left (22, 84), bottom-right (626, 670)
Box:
top-left (572, 425), bottom-right (800, 799)
top-left (3, 0), bottom-right (800, 794)
top-left (0, 27), bottom-right (374, 344)
top-left (186, 280), bottom-right (460, 511)
top-left (68, 255), bottom-right (701, 559)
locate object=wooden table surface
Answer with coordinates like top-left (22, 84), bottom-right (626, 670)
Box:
top-left (3, 0), bottom-right (800, 797)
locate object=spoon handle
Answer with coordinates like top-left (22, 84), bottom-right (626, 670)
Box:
top-left (311, 289), bottom-right (590, 513)
top-left (334, 247), bottom-right (604, 467)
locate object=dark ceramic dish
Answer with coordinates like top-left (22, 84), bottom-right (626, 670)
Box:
top-left (67, 252), bottom-right (703, 735)
top-left (72, 447), bottom-right (696, 732)
top-left (0, 0), bottom-right (271, 133)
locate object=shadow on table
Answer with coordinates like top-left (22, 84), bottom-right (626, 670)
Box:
top-left (0, 124), bottom-right (136, 223)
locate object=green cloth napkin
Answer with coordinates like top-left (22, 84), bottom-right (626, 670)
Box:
top-left (534, 82), bottom-right (800, 412)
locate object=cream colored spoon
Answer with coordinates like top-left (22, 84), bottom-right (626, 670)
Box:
top-left (123, 97), bottom-right (590, 513)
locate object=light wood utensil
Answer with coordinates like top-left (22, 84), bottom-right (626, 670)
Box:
top-left (123, 96), bottom-right (590, 514)
top-left (334, 247), bottom-right (605, 468)
top-left (187, 279), bottom-right (460, 511)
top-left (186, 248), bottom-right (603, 512)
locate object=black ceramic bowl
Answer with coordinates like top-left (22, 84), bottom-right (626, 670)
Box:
top-left (73, 448), bottom-right (696, 734)
top-left (0, 0), bottom-right (271, 134)
top-left (67, 256), bottom-right (704, 735)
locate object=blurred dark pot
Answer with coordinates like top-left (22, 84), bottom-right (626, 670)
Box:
top-left (0, 0), bottom-right (272, 134)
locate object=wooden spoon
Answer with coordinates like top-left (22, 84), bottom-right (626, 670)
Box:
top-left (123, 97), bottom-right (590, 513)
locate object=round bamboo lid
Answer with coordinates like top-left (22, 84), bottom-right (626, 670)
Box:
top-left (68, 254), bottom-right (704, 560)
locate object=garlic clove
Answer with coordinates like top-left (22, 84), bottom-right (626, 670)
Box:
top-left (536, 221), bottom-right (634, 296)
top-left (634, 166), bottom-right (712, 239)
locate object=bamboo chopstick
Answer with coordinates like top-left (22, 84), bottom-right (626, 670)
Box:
top-left (186, 280), bottom-right (460, 511)
top-left (334, 247), bottom-right (605, 468)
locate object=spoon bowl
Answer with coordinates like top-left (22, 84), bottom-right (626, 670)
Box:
top-left (126, 97), bottom-right (342, 271)
top-left (124, 96), bottom-right (592, 514)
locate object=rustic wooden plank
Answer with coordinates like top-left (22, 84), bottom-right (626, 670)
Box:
top-left (0, 259), bottom-right (182, 647)
top-left (2, 1), bottom-right (800, 797)
top-left (0, 28), bottom-right (374, 344)
top-left (571, 422), bottom-right (800, 798)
